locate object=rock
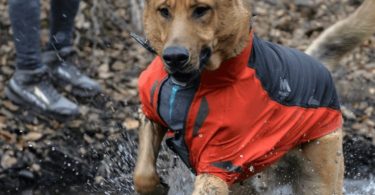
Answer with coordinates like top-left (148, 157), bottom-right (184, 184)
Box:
top-left (1, 153), bottom-right (17, 169)
top-left (0, 130), bottom-right (16, 143)
top-left (31, 164), bottom-right (41, 172)
top-left (98, 63), bottom-right (114, 79)
top-left (125, 78), bottom-right (139, 89)
top-left (95, 133), bottom-right (105, 140)
top-left (18, 170), bottom-right (34, 180)
top-left (79, 147), bottom-right (87, 156)
top-left (364, 107), bottom-right (373, 117)
top-left (342, 106), bottom-right (357, 120)
top-left (352, 123), bottom-right (365, 130)
top-left (0, 115), bottom-right (6, 129)
top-left (95, 176), bottom-right (105, 184)
top-left (67, 120), bottom-right (82, 128)
top-left (79, 106), bottom-right (90, 116)
top-left (0, 108), bottom-right (13, 118)
top-left (3, 101), bottom-right (19, 112)
top-left (366, 120), bottom-right (375, 127)
top-left (1, 66), bottom-right (13, 76)
top-left (23, 132), bottom-right (43, 142)
top-left (83, 134), bottom-right (95, 144)
top-left (112, 60), bottom-right (125, 71)
top-left (295, 0), bottom-right (314, 7)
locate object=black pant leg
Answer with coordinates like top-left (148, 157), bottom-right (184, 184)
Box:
top-left (48, 0), bottom-right (80, 50)
top-left (8, 0), bottom-right (42, 70)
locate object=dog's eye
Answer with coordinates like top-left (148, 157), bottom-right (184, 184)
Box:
top-left (193, 6), bottom-right (211, 18)
top-left (159, 7), bottom-right (171, 19)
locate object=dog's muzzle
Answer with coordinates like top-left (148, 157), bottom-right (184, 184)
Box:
top-left (129, 34), bottom-right (212, 85)
top-left (170, 47), bottom-right (212, 85)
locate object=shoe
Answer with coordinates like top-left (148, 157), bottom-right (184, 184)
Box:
top-left (5, 66), bottom-right (80, 121)
top-left (42, 47), bottom-right (101, 97)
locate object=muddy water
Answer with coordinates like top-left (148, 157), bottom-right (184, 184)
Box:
top-left (345, 177), bottom-right (375, 195)
top-left (18, 164), bottom-right (375, 195)
top-left (14, 156), bottom-right (375, 195)
top-left (163, 162), bottom-right (375, 195)
top-left (12, 135), bottom-right (375, 195)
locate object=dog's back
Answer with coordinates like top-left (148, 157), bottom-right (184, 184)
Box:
top-left (250, 35), bottom-right (340, 110)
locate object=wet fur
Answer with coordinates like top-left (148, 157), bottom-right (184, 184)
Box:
top-left (133, 114), bottom-right (166, 194)
top-left (306, 0), bottom-right (375, 69)
top-left (134, 0), bottom-right (375, 194)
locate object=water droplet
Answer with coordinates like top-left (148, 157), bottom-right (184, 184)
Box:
top-left (249, 166), bottom-right (255, 172)
top-left (240, 154), bottom-right (244, 158)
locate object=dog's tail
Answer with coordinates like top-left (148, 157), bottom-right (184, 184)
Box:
top-left (306, 0), bottom-right (375, 68)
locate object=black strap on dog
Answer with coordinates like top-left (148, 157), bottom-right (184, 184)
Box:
top-left (130, 33), bottom-right (158, 55)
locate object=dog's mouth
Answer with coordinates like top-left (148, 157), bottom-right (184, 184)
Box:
top-left (129, 34), bottom-right (212, 85)
top-left (170, 47), bottom-right (212, 85)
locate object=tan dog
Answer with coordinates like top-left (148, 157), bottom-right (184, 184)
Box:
top-left (134, 0), bottom-right (375, 194)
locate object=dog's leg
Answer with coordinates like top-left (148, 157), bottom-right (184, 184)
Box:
top-left (294, 128), bottom-right (344, 195)
top-left (134, 114), bottom-right (166, 194)
top-left (192, 174), bottom-right (229, 195)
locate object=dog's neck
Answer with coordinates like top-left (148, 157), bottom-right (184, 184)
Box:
top-left (206, 17), bottom-right (252, 71)
top-left (199, 31), bottom-right (254, 88)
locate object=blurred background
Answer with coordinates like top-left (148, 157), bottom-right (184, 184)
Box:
top-left (0, 0), bottom-right (374, 194)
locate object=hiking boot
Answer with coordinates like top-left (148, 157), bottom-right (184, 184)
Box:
top-left (5, 66), bottom-right (80, 121)
top-left (42, 47), bottom-right (101, 97)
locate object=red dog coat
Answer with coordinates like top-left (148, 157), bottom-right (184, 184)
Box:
top-left (138, 32), bottom-right (342, 184)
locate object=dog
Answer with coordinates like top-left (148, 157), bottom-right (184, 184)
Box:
top-left (133, 0), bottom-right (375, 194)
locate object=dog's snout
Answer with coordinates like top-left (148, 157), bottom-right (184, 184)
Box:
top-left (162, 47), bottom-right (190, 69)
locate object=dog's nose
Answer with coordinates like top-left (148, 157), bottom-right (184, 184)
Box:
top-left (162, 47), bottom-right (190, 69)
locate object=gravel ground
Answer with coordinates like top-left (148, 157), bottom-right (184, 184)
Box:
top-left (0, 0), bottom-right (374, 194)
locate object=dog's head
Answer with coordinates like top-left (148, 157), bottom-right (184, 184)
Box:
top-left (144, 0), bottom-right (251, 83)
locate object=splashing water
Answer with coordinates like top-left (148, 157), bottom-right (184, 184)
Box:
top-left (85, 131), bottom-right (375, 195)
top-left (15, 131), bottom-right (375, 194)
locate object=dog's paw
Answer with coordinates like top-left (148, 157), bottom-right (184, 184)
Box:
top-left (134, 172), bottom-right (161, 194)
top-left (137, 182), bottom-right (170, 195)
